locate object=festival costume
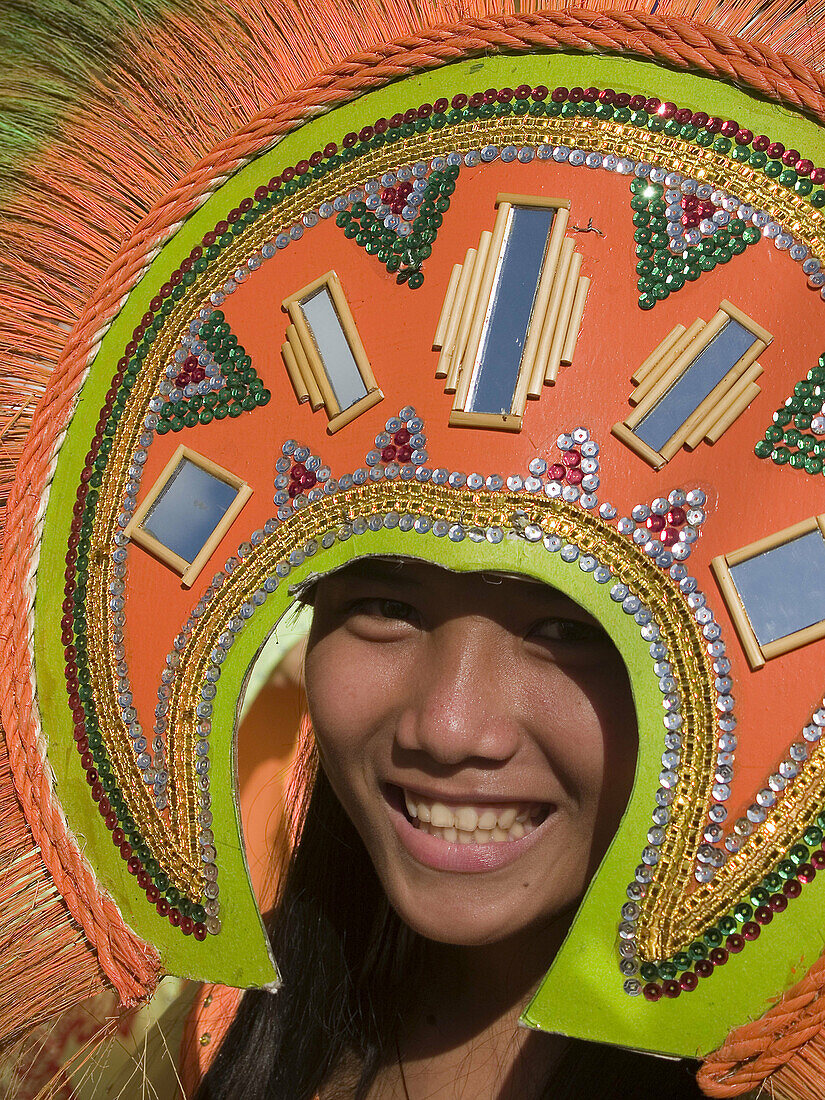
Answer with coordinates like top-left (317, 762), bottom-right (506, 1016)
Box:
top-left (5, 1), bottom-right (825, 1096)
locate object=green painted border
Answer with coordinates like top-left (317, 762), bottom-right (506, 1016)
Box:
top-left (34, 49), bottom-right (825, 1032)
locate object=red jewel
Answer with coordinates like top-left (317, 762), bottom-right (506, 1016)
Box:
top-left (451, 94), bottom-right (468, 109)
top-left (394, 428), bottom-right (411, 445)
top-left (227, 208), bottom-right (240, 223)
top-left (323, 142), bottom-right (338, 158)
top-left (175, 373), bottom-right (189, 388)
top-left (783, 879), bottom-right (802, 898)
top-left (482, 89), bottom-right (497, 105)
top-left (797, 863), bottom-right (816, 884)
top-left (797, 159), bottom-right (814, 177)
top-left (150, 295), bottom-right (163, 312)
top-left (782, 148), bottom-right (800, 167)
top-left (287, 484), bottom-right (302, 498)
top-left (720, 119), bottom-right (739, 138)
top-left (433, 100), bottom-right (449, 115)
top-left (645, 515), bottom-right (665, 532)
top-left (811, 849), bottom-right (825, 870)
top-left (170, 269), bottom-right (183, 286)
top-left (146, 885), bottom-right (160, 904)
top-left (396, 445), bottom-right (413, 463)
top-left (98, 796), bottom-right (111, 816)
top-left (180, 258), bottom-right (193, 273)
top-left (811, 167), bottom-right (825, 185)
top-left (679, 971), bottom-right (698, 991)
top-left (661, 527), bottom-right (679, 548)
top-left (613, 92), bottom-right (630, 108)
top-left (630, 94), bottom-right (647, 109)
top-left (359, 125), bottom-right (375, 142)
top-left (112, 827), bottom-right (125, 846)
top-left (156, 898), bottom-right (170, 917)
top-left (767, 141), bottom-right (785, 159)
top-left (194, 923), bottom-right (208, 941)
top-left (90, 782), bottom-right (104, 802)
top-left (725, 934), bottom-right (744, 954)
top-left (388, 113), bottom-right (404, 129)
top-left (644, 97), bottom-right (661, 114)
top-left (548, 464), bottom-right (565, 480)
top-left (120, 842), bottom-right (132, 860)
top-left (695, 959), bottom-right (714, 978)
top-left (495, 88), bottom-right (513, 104)
top-left (568, 87), bottom-right (584, 103)
top-left (254, 185), bottom-right (269, 201)
top-left (709, 947), bottom-right (729, 965)
top-left (136, 870), bottom-right (150, 888)
top-left (267, 176), bottom-right (282, 190)
top-left (202, 231), bottom-right (217, 247)
top-left (532, 85), bottom-right (549, 101)
top-left (168, 908), bottom-right (182, 927)
top-left (666, 507), bottom-right (686, 526)
top-left (281, 167), bottom-right (295, 182)
top-left (381, 445), bottom-right (397, 463)
top-left (295, 160), bottom-right (310, 176)
top-left (181, 916), bottom-right (195, 936)
top-left (769, 893), bottom-right (788, 912)
top-left (391, 201), bottom-right (406, 216)
top-left (469, 93), bottom-right (485, 108)
top-left (742, 921), bottom-right (761, 941)
top-left (642, 983), bottom-right (663, 1001)
top-left (104, 812), bottom-right (118, 830)
top-left (681, 214), bottom-right (699, 229)
top-left (561, 450), bottom-right (581, 467)
top-left (80, 751), bottom-right (94, 770)
top-left (660, 101), bottom-right (677, 119)
top-left (674, 108), bottom-right (692, 124)
top-left (565, 468), bottom-right (583, 485)
top-left (706, 117), bottom-right (723, 134)
top-left (404, 107), bottom-right (418, 122)
top-left (343, 132), bottom-right (357, 147)
top-left (598, 88), bottom-right (616, 104)
top-left (514, 85), bottom-right (531, 100)
top-left (398, 181), bottom-right (413, 198)
top-left (735, 128), bottom-right (753, 146)
top-left (662, 980), bottom-right (681, 998)
top-left (191, 367), bottom-right (205, 383)
top-left (582, 87), bottom-right (599, 103)
top-left (752, 135), bottom-right (769, 152)
top-left (126, 856), bottom-right (141, 876)
top-left (551, 86), bottom-right (568, 103)
top-left (290, 462), bottom-right (307, 480)
top-left (381, 188), bottom-right (396, 204)
top-left (754, 905), bottom-right (773, 924)
top-left (301, 471), bottom-right (317, 489)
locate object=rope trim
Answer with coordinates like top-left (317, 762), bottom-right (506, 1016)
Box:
top-left (3, 11), bottom-right (825, 1082)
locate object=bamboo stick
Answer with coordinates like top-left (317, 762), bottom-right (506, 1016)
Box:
top-left (560, 275), bottom-right (590, 365)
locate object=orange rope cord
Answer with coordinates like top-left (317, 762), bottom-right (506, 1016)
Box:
top-left (3, 9), bottom-right (825, 1086)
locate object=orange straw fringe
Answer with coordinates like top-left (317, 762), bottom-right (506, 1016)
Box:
top-left (4, 2), bottom-right (825, 1091)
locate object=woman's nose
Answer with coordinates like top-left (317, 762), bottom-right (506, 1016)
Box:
top-left (393, 618), bottom-right (521, 766)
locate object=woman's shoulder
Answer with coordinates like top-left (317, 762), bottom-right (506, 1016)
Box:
top-left (180, 983), bottom-right (244, 1097)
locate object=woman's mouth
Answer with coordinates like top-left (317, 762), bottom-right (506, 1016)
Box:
top-left (402, 790), bottom-right (548, 844)
top-left (384, 785), bottom-right (553, 872)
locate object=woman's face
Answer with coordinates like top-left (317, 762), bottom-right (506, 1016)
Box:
top-left (304, 558), bottom-right (637, 947)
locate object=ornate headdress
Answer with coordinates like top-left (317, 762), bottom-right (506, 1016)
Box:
top-left (5, 1), bottom-right (825, 1095)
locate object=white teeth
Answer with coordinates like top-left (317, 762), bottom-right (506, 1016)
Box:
top-left (455, 806), bottom-right (478, 832)
top-left (430, 802), bottom-right (453, 828)
top-left (402, 789), bottom-right (545, 844)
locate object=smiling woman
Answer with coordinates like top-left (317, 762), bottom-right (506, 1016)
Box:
top-left (195, 561), bottom-right (703, 1099)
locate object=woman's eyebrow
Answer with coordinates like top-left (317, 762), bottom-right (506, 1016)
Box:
top-left (337, 559), bottom-right (424, 585)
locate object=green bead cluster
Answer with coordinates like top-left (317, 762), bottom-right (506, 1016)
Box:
top-left (630, 179), bottom-right (758, 310)
top-left (638, 814), bottom-right (825, 982)
top-left (333, 165), bottom-right (458, 288)
top-left (155, 311), bottom-right (270, 435)
top-left (755, 356), bottom-right (825, 473)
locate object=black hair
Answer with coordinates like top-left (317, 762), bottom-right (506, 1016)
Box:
top-left (195, 736), bottom-right (707, 1100)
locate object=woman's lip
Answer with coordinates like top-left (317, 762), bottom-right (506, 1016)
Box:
top-left (387, 782), bottom-right (548, 808)
top-left (384, 791), bottom-right (551, 873)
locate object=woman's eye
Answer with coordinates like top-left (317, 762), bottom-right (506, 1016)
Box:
top-left (348, 598), bottom-right (418, 623)
top-left (530, 618), bottom-right (607, 644)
